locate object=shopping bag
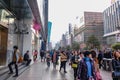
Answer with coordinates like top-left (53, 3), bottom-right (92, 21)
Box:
top-left (112, 71), bottom-right (120, 78)
top-left (18, 56), bottom-right (23, 63)
top-left (96, 71), bottom-right (102, 80)
top-left (72, 63), bottom-right (78, 68)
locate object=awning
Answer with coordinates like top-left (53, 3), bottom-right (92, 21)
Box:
top-left (0, 0), bottom-right (32, 20)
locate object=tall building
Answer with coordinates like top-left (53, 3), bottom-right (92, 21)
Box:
top-left (55, 42), bottom-right (60, 50)
top-left (37, 0), bottom-right (49, 50)
top-left (103, 0), bottom-right (120, 46)
top-left (69, 23), bottom-right (72, 35)
top-left (60, 35), bottom-right (63, 48)
top-left (74, 12), bottom-right (104, 49)
top-left (0, 0), bottom-right (46, 66)
top-left (68, 23), bottom-right (74, 46)
top-left (65, 32), bottom-right (70, 46)
top-left (62, 34), bottom-right (67, 47)
top-left (48, 42), bottom-right (52, 50)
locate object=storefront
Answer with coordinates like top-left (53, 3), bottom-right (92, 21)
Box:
top-left (0, 2), bottom-right (13, 66)
top-left (0, 0), bottom-right (44, 66)
top-left (0, 0), bottom-right (29, 66)
top-left (0, 25), bottom-right (8, 65)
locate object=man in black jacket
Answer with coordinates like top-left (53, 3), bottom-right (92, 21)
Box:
top-left (24, 50), bottom-right (31, 66)
top-left (98, 50), bottom-right (103, 69)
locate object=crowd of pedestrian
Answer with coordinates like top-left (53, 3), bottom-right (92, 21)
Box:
top-left (7, 45), bottom-right (120, 80)
top-left (41, 49), bottom-right (120, 80)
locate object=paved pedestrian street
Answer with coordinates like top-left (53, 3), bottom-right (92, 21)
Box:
top-left (100, 69), bottom-right (112, 80)
top-left (15, 60), bottom-right (112, 80)
top-left (16, 61), bottom-right (73, 80)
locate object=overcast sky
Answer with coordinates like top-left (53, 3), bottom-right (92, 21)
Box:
top-left (49, 0), bottom-right (111, 46)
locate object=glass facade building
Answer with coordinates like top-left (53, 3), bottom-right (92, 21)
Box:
top-left (103, 0), bottom-right (120, 45)
top-left (74, 12), bottom-right (104, 45)
top-left (103, 0), bottom-right (120, 35)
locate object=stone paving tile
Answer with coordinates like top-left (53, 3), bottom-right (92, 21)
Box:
top-left (100, 69), bottom-right (112, 80)
top-left (16, 61), bottom-right (112, 80)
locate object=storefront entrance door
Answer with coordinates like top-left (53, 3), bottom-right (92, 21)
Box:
top-left (0, 26), bottom-right (8, 66)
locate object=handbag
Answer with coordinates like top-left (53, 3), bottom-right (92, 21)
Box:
top-left (72, 63), bottom-right (78, 68)
top-left (96, 71), bottom-right (102, 80)
top-left (18, 56), bottom-right (23, 63)
top-left (112, 71), bottom-right (120, 78)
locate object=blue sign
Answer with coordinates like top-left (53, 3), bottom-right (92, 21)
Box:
top-left (48, 21), bottom-right (52, 43)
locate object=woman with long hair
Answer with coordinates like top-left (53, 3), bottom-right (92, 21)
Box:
top-left (112, 51), bottom-right (120, 80)
top-left (91, 50), bottom-right (102, 80)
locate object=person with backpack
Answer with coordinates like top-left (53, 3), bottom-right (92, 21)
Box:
top-left (77, 51), bottom-right (96, 80)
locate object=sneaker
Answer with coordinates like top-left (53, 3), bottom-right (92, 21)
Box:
top-left (64, 71), bottom-right (67, 73)
top-left (59, 70), bottom-right (61, 72)
top-left (8, 72), bottom-right (13, 74)
top-left (13, 74), bottom-right (18, 77)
